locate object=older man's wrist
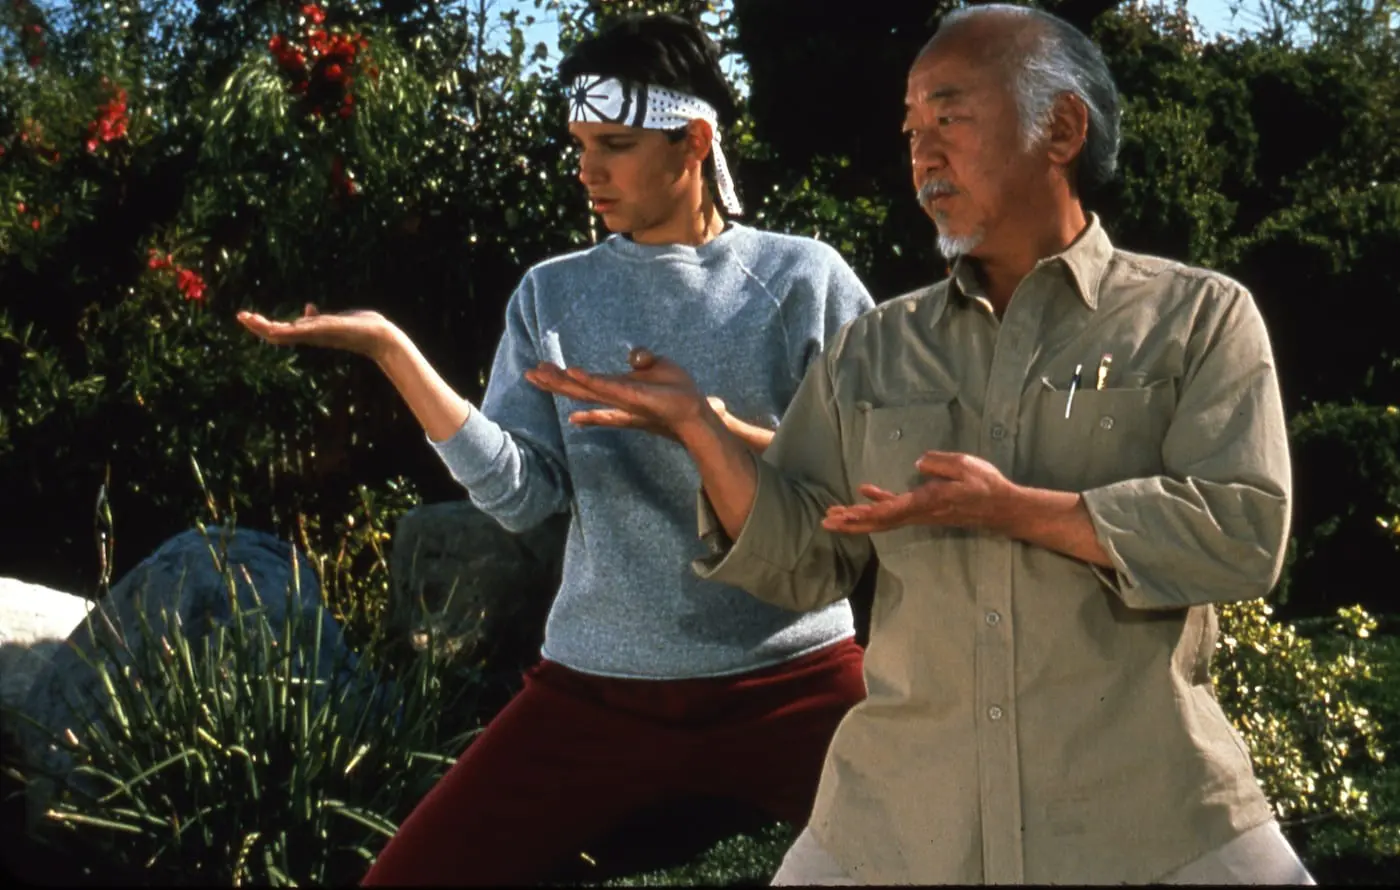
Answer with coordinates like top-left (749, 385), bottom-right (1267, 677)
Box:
top-left (985, 481), bottom-right (1033, 536)
top-left (674, 403), bottom-right (730, 452)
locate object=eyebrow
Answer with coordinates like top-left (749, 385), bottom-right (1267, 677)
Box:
top-left (905, 86), bottom-right (967, 108)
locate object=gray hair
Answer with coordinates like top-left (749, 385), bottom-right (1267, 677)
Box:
top-left (934, 3), bottom-right (1122, 192)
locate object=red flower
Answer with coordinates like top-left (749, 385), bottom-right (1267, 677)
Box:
top-left (177, 269), bottom-right (207, 302)
top-left (327, 35), bottom-right (356, 60)
top-left (87, 86), bottom-right (131, 148)
top-left (301, 4), bottom-right (325, 25)
top-left (16, 202), bottom-right (25, 214)
top-left (338, 104), bottom-right (353, 119)
top-left (269, 34), bottom-right (286, 52)
top-left (30, 218), bottom-right (40, 230)
top-left (28, 23), bottom-right (40, 33)
top-left (325, 63), bottom-right (343, 81)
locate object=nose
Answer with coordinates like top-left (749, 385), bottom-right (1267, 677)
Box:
top-left (577, 149), bottom-right (607, 188)
top-left (909, 128), bottom-right (947, 179)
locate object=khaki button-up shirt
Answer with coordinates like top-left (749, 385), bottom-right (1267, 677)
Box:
top-left (695, 216), bottom-right (1288, 884)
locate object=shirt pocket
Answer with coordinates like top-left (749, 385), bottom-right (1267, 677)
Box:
top-left (853, 390), bottom-right (959, 554)
top-left (1027, 377), bottom-right (1177, 493)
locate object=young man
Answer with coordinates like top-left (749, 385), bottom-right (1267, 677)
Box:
top-left (237, 14), bottom-right (874, 886)
top-left (526, 5), bottom-right (1314, 886)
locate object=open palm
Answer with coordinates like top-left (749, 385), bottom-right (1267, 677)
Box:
top-left (524, 347), bottom-right (711, 436)
top-left (236, 304), bottom-right (394, 360)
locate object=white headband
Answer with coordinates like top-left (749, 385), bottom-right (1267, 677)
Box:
top-left (568, 75), bottom-right (743, 216)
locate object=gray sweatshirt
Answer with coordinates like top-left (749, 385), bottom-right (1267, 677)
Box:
top-left (431, 222), bottom-right (875, 679)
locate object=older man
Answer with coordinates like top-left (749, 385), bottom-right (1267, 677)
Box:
top-left (525, 4), bottom-right (1313, 885)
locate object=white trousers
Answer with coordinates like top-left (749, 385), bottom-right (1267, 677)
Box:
top-left (771, 819), bottom-right (1317, 885)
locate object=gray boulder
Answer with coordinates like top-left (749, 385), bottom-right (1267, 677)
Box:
top-left (15, 526), bottom-right (374, 807)
top-left (388, 501), bottom-right (568, 671)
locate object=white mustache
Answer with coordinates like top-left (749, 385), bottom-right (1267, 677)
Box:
top-left (918, 180), bottom-right (957, 204)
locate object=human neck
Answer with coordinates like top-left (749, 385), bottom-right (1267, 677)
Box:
top-left (628, 192), bottom-right (726, 247)
top-left (967, 200), bottom-right (1089, 315)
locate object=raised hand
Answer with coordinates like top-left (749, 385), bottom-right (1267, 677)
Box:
top-left (236, 303), bottom-right (397, 361)
top-left (822, 450), bottom-right (1015, 535)
top-left (524, 347), bottom-right (716, 438)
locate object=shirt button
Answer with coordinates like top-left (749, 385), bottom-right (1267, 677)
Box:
top-left (889, 428), bottom-right (902, 441)
top-left (985, 611), bottom-right (1001, 626)
top-left (990, 423), bottom-right (1005, 440)
top-left (1099, 416), bottom-right (1115, 430)
top-left (988, 706), bottom-right (1004, 721)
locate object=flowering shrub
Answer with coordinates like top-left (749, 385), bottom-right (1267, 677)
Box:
top-left (148, 248), bottom-right (208, 302)
top-left (84, 82), bottom-right (128, 153)
top-left (267, 4), bottom-right (378, 123)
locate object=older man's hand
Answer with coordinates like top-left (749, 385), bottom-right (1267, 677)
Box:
top-left (523, 347), bottom-right (715, 439)
top-left (822, 451), bottom-right (1018, 535)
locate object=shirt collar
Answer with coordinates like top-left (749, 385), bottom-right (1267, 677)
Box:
top-left (943, 213), bottom-right (1114, 313)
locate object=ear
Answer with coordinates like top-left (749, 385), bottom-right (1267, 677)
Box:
top-left (1044, 92), bottom-right (1089, 169)
top-left (685, 118), bottom-right (714, 167)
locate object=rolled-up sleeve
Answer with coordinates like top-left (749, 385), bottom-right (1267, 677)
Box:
top-left (693, 339), bottom-right (873, 612)
top-left (1082, 285), bottom-right (1291, 610)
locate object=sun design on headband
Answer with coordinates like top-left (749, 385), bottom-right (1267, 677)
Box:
top-left (569, 75), bottom-right (633, 124)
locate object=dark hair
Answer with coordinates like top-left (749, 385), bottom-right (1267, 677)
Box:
top-left (934, 4), bottom-right (1121, 194)
top-left (558, 13), bottom-right (741, 200)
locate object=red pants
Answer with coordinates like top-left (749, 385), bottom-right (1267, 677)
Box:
top-left (361, 638), bottom-right (865, 886)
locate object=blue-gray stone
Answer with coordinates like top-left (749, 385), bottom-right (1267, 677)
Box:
top-left (15, 526), bottom-right (390, 804)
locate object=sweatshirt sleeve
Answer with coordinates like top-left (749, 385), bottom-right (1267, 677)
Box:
top-left (428, 272), bottom-right (572, 532)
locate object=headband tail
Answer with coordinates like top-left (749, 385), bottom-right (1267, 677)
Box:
top-left (710, 139), bottom-right (743, 217)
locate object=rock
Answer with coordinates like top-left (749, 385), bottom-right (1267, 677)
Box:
top-left (388, 501), bottom-right (568, 671)
top-left (0, 579), bottom-right (95, 721)
top-left (13, 526), bottom-right (381, 816)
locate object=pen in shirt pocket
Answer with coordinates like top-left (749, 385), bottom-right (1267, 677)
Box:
top-left (1095, 353), bottom-right (1113, 391)
top-left (1064, 364), bottom-right (1083, 419)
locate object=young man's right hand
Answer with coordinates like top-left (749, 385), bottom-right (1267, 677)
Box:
top-left (236, 304), bottom-right (398, 361)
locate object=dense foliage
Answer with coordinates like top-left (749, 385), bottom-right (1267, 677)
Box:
top-left (3, 0), bottom-right (1397, 883)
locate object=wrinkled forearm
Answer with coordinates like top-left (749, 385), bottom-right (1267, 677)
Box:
top-left (993, 485), bottom-right (1113, 568)
top-left (676, 408), bottom-right (761, 542)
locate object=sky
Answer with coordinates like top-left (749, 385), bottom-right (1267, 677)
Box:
top-left (505, 0), bottom-right (1265, 62)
